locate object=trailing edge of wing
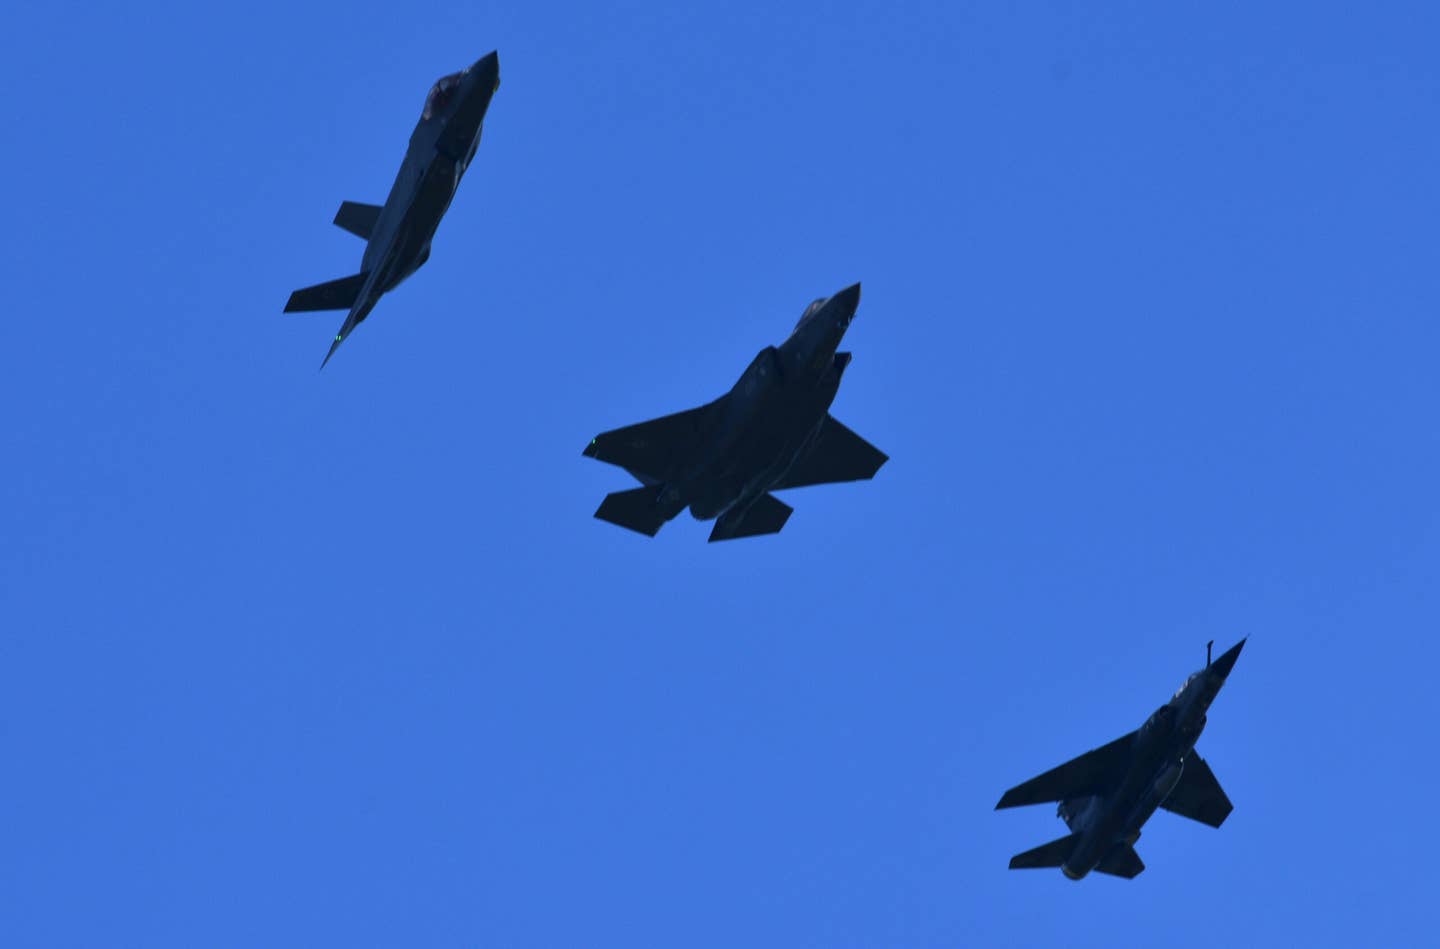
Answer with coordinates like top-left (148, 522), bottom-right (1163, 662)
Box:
top-left (996, 731), bottom-right (1136, 809)
top-left (1160, 752), bottom-right (1233, 828)
top-left (583, 398), bottom-right (722, 484)
top-left (774, 414), bottom-right (887, 490)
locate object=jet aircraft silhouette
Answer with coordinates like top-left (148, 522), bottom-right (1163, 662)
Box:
top-left (583, 283), bottom-right (887, 541)
top-left (996, 639), bottom-right (1246, 880)
top-left (285, 52), bottom-right (500, 367)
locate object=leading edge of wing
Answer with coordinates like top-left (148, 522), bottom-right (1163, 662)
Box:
top-left (996, 731), bottom-right (1136, 810)
top-left (583, 397), bottom-right (724, 484)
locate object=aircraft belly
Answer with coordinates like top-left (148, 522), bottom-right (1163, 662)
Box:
top-left (716, 400), bottom-right (825, 495)
top-left (1123, 761), bottom-right (1183, 832)
top-left (1060, 829), bottom-right (1108, 879)
top-left (415, 154), bottom-right (461, 219)
top-left (369, 156), bottom-right (459, 288)
top-left (687, 430), bottom-right (803, 521)
top-left (400, 171), bottom-right (457, 254)
top-left (687, 474), bottom-right (743, 520)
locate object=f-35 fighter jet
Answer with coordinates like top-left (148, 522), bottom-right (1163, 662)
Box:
top-left (285, 52), bottom-right (500, 367)
top-left (583, 283), bottom-right (887, 542)
top-left (996, 639), bottom-right (1246, 880)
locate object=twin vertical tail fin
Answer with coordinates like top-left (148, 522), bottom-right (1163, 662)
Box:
top-left (285, 199), bottom-right (382, 369)
top-left (333, 201), bottom-right (381, 240)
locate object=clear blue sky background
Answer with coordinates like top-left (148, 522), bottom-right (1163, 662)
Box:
top-left (3, 1), bottom-right (1438, 945)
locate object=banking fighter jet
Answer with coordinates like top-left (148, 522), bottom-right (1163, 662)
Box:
top-left (583, 283), bottom-right (887, 542)
top-left (285, 52), bottom-right (500, 367)
top-left (996, 639), bottom-right (1246, 880)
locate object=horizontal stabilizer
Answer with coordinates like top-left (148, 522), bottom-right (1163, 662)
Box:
top-left (996, 731), bottom-right (1136, 809)
top-left (1008, 833), bottom-right (1080, 871)
top-left (285, 272), bottom-right (369, 313)
top-left (775, 414), bottom-right (888, 490)
top-left (708, 493), bottom-right (792, 542)
top-left (1161, 752), bottom-right (1233, 828)
top-left (1095, 843), bottom-right (1145, 879)
top-left (594, 486), bottom-right (665, 537)
top-left (333, 201), bottom-right (382, 240)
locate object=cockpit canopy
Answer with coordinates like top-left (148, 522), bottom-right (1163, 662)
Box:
top-left (794, 298), bottom-right (826, 331)
top-left (423, 70), bottom-right (467, 120)
top-left (1172, 672), bottom-right (1200, 700)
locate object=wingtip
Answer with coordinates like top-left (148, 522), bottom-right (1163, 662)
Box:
top-left (320, 336), bottom-right (342, 370)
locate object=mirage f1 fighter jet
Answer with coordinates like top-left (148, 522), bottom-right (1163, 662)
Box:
top-left (583, 283), bottom-right (888, 542)
top-left (285, 52), bottom-right (500, 367)
top-left (995, 639), bottom-right (1246, 880)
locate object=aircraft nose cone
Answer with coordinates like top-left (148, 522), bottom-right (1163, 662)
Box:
top-left (1210, 637), bottom-right (1246, 679)
top-left (471, 50), bottom-right (500, 78)
top-left (830, 282), bottom-right (862, 318)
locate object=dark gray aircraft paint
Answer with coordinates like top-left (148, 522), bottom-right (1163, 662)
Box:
top-left (995, 639), bottom-right (1245, 880)
top-left (583, 283), bottom-right (887, 542)
top-left (284, 52), bottom-right (500, 367)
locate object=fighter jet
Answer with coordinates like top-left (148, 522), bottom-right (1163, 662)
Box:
top-left (284, 52), bottom-right (500, 367)
top-left (995, 639), bottom-right (1246, 880)
top-left (583, 283), bottom-right (887, 542)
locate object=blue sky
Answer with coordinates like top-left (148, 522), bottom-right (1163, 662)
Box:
top-left (3, 1), bottom-right (1439, 945)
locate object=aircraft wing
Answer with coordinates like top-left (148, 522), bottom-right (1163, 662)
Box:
top-left (584, 398), bottom-right (724, 484)
top-left (1160, 752), bottom-right (1233, 828)
top-left (773, 415), bottom-right (888, 490)
top-left (995, 731), bottom-right (1136, 809)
